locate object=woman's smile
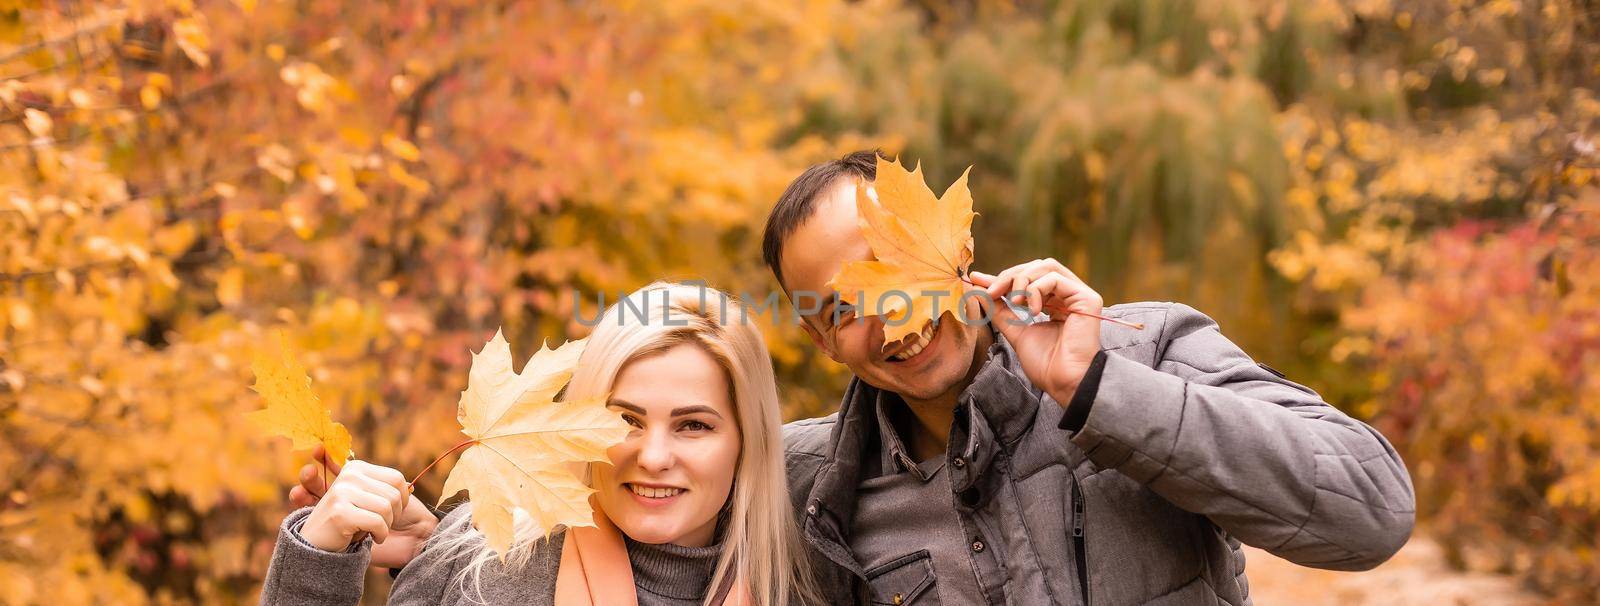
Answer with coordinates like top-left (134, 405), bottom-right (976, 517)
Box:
top-left (624, 482), bottom-right (688, 505)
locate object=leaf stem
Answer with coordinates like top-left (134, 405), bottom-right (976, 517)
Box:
top-left (1078, 312), bottom-right (1145, 330)
top-left (1034, 301), bottom-right (1147, 329)
top-left (408, 439), bottom-right (477, 491)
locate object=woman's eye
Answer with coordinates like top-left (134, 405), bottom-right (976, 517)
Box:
top-left (623, 415), bottom-right (644, 429)
top-left (680, 420), bottom-right (713, 432)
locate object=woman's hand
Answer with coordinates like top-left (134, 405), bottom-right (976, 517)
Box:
top-left (292, 448), bottom-right (436, 566)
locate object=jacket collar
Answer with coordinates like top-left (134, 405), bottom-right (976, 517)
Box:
top-left (958, 331), bottom-right (1045, 446)
top-left (873, 391), bottom-right (936, 481)
top-left (799, 329), bottom-right (1046, 574)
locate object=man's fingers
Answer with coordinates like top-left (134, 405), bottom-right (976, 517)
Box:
top-left (1039, 258), bottom-right (1081, 282)
top-left (1002, 258), bottom-right (1084, 287)
top-left (1009, 275), bottom-right (1032, 309)
top-left (1033, 278), bottom-right (1104, 324)
top-left (986, 265), bottom-right (1025, 298)
top-left (989, 300), bottom-right (1028, 342)
top-left (1026, 281), bottom-right (1045, 317)
top-left (982, 259), bottom-right (1059, 298)
top-left (1013, 258), bottom-right (1078, 282)
top-left (1026, 270), bottom-right (1099, 314)
top-left (977, 259), bottom-right (1098, 323)
top-left (1032, 273), bottom-right (1089, 305)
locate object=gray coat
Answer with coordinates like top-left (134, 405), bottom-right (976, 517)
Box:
top-left (783, 302), bottom-right (1416, 605)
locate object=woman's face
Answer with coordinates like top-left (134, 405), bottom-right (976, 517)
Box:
top-left (593, 343), bottom-right (742, 547)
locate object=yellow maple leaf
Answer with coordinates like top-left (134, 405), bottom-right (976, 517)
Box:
top-left (247, 334), bottom-right (354, 467)
top-left (439, 329), bottom-right (630, 558)
top-left (827, 156), bottom-right (978, 345)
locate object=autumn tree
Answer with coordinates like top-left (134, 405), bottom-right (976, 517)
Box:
top-left (1, 1), bottom-right (851, 602)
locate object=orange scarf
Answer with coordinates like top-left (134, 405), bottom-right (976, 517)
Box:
top-left (552, 508), bottom-right (750, 606)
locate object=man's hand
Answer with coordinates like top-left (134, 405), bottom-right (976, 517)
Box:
top-left (290, 446), bottom-right (437, 569)
top-left (969, 258), bottom-right (1103, 406)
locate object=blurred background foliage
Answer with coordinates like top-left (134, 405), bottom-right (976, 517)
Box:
top-left (0, 0), bottom-right (1595, 603)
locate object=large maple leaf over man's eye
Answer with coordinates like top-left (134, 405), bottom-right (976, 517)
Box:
top-left (827, 155), bottom-right (977, 345)
top-left (248, 336), bottom-right (354, 467)
top-left (438, 330), bottom-right (630, 559)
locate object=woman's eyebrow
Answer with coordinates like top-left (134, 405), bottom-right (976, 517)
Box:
top-left (609, 401), bottom-right (723, 419)
top-left (670, 405), bottom-right (723, 419)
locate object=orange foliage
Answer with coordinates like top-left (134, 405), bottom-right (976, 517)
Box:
top-left (1345, 192), bottom-right (1600, 600)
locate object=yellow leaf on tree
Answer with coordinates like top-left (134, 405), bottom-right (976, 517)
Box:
top-left (216, 266), bottom-right (244, 307)
top-left (439, 330), bottom-right (629, 559)
top-left (139, 84), bottom-right (162, 110)
top-left (827, 156), bottom-right (977, 345)
top-left (382, 133), bottom-right (422, 162)
top-left (247, 334), bottom-right (353, 467)
top-left (22, 109), bottom-right (52, 138)
top-left (173, 17), bottom-right (212, 68)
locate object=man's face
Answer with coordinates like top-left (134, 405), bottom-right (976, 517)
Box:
top-left (779, 177), bottom-right (987, 404)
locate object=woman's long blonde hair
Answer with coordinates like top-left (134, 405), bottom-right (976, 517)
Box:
top-left (438, 282), bottom-right (817, 606)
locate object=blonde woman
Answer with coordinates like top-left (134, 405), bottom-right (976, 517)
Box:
top-left (260, 283), bottom-right (819, 606)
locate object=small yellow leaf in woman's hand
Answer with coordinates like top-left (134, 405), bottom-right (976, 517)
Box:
top-left (247, 333), bottom-right (353, 467)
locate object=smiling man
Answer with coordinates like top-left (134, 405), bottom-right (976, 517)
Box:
top-left (767, 151), bottom-right (1416, 604)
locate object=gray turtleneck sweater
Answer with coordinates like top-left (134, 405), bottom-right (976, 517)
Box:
top-left (259, 505), bottom-right (722, 606)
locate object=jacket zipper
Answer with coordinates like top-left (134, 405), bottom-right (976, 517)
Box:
top-left (1071, 473), bottom-right (1090, 605)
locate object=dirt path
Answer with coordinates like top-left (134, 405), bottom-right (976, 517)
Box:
top-left (1243, 537), bottom-right (1543, 605)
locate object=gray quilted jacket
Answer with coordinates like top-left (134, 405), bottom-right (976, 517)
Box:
top-left (782, 302), bottom-right (1415, 605)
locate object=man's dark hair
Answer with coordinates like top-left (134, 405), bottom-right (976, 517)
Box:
top-left (762, 149), bottom-right (884, 289)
